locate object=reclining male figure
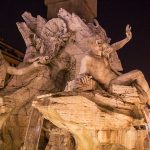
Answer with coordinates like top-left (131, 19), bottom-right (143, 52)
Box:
top-left (78, 25), bottom-right (150, 104)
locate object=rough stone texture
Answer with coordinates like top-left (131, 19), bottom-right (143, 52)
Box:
top-left (33, 92), bottom-right (147, 150)
top-left (0, 8), bottom-right (149, 150)
top-left (34, 96), bottom-right (134, 129)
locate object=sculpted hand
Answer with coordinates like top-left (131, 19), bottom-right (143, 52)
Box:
top-left (77, 75), bottom-right (93, 84)
top-left (33, 60), bottom-right (44, 67)
top-left (38, 56), bottom-right (50, 64)
top-left (126, 24), bottom-right (132, 41)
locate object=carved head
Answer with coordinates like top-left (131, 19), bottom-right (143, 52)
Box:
top-left (86, 37), bottom-right (104, 56)
top-left (86, 37), bottom-right (113, 57)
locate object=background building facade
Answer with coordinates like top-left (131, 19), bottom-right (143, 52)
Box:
top-left (44, 0), bottom-right (97, 22)
top-left (0, 39), bottom-right (24, 66)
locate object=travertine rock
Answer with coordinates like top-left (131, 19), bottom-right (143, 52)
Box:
top-left (33, 91), bottom-right (147, 150)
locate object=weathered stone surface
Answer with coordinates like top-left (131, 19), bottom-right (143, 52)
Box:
top-left (33, 93), bottom-right (147, 150)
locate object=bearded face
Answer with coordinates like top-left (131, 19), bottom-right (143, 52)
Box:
top-left (88, 39), bottom-right (103, 56)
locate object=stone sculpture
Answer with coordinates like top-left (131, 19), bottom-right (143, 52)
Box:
top-left (0, 8), bottom-right (150, 150)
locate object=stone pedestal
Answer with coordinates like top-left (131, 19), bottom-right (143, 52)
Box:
top-left (44, 0), bottom-right (97, 22)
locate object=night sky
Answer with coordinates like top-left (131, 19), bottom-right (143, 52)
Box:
top-left (0, 0), bottom-right (150, 83)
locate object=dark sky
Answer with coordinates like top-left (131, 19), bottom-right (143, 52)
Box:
top-left (0, 0), bottom-right (47, 51)
top-left (0, 0), bottom-right (149, 83)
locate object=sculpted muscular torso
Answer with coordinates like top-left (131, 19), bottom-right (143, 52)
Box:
top-left (79, 53), bottom-right (117, 88)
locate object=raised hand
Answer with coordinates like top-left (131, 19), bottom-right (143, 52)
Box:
top-left (126, 24), bottom-right (132, 41)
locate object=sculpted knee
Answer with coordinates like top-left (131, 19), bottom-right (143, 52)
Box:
top-left (109, 79), bottom-right (116, 85)
top-left (132, 69), bottom-right (144, 77)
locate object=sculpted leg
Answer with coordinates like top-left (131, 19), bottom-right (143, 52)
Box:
top-left (110, 70), bottom-right (150, 103)
top-left (110, 70), bottom-right (149, 92)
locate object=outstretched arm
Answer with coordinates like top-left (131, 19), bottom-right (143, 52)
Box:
top-left (111, 25), bottom-right (132, 51)
top-left (6, 61), bottom-right (43, 76)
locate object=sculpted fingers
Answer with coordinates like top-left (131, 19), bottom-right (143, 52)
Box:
top-left (126, 24), bottom-right (129, 31)
top-left (126, 24), bottom-right (132, 40)
top-left (38, 56), bottom-right (50, 64)
top-left (80, 76), bottom-right (87, 84)
top-left (80, 76), bottom-right (92, 84)
top-left (33, 60), bottom-right (44, 67)
top-left (126, 24), bottom-right (131, 32)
